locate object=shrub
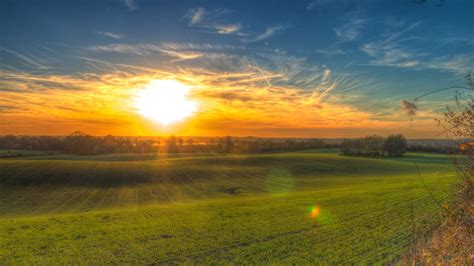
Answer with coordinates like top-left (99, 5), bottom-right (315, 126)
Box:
top-left (340, 134), bottom-right (407, 157)
top-left (384, 134), bottom-right (407, 157)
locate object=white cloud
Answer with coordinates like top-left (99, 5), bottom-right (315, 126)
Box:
top-left (182, 8), bottom-right (243, 36)
top-left (360, 22), bottom-right (423, 67)
top-left (334, 18), bottom-right (369, 42)
top-left (183, 7), bottom-right (207, 26)
top-left (98, 31), bottom-right (123, 40)
top-left (440, 36), bottom-right (474, 47)
top-left (316, 48), bottom-right (346, 55)
top-left (361, 42), bottom-right (421, 67)
top-left (157, 49), bottom-right (203, 62)
top-left (89, 43), bottom-right (203, 62)
top-left (244, 26), bottom-right (284, 43)
top-left (307, 0), bottom-right (330, 11)
top-left (121, 0), bottom-right (138, 11)
top-left (182, 8), bottom-right (285, 42)
top-left (89, 42), bottom-right (246, 63)
top-left (425, 55), bottom-right (472, 73)
top-left (0, 47), bottom-right (49, 69)
top-left (158, 42), bottom-right (243, 51)
top-left (87, 41), bottom-right (374, 107)
top-left (274, 48), bottom-right (287, 55)
top-left (322, 68), bottom-right (331, 82)
top-left (89, 42), bottom-right (243, 56)
top-left (215, 24), bottom-right (242, 34)
top-left (360, 22), bottom-right (472, 74)
top-left (89, 44), bottom-right (149, 55)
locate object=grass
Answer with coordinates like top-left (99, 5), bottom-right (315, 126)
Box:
top-left (0, 150), bottom-right (459, 264)
top-left (0, 149), bottom-right (57, 158)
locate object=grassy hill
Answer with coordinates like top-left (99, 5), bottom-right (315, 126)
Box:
top-left (0, 150), bottom-right (459, 264)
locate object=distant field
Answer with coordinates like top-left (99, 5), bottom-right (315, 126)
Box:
top-left (0, 150), bottom-right (459, 264)
top-left (0, 149), bottom-right (57, 158)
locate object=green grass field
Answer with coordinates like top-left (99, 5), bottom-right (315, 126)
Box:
top-left (0, 150), bottom-right (459, 264)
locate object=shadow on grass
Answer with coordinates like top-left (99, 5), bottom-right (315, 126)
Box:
top-left (384, 153), bottom-right (452, 165)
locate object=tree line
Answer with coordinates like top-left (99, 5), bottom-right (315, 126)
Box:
top-left (340, 134), bottom-right (408, 157)
top-left (0, 131), bottom-right (327, 155)
top-left (1, 132), bottom-right (462, 158)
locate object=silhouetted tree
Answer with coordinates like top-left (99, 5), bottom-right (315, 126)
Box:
top-left (384, 134), bottom-right (408, 157)
top-left (340, 134), bottom-right (407, 157)
top-left (0, 133), bottom-right (329, 155)
top-left (64, 131), bottom-right (96, 155)
top-left (166, 135), bottom-right (178, 153)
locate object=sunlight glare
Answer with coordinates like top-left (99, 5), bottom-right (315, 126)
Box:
top-left (135, 80), bottom-right (197, 125)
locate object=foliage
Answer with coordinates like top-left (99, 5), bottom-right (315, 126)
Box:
top-left (437, 89), bottom-right (473, 181)
top-left (0, 132), bottom-right (159, 156)
top-left (407, 179), bottom-right (473, 265)
top-left (384, 134), bottom-right (408, 157)
top-left (0, 133), bottom-right (326, 155)
top-left (406, 74), bottom-right (473, 264)
top-left (340, 134), bottom-right (407, 157)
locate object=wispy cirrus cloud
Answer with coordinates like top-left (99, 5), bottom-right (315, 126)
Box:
top-left (0, 47), bottom-right (49, 69)
top-left (243, 25), bottom-right (284, 43)
top-left (0, 39), bottom-right (416, 137)
top-left (360, 41), bottom-right (422, 68)
top-left (315, 11), bottom-right (368, 55)
top-left (440, 36), bottom-right (474, 47)
top-left (215, 24), bottom-right (242, 34)
top-left (182, 8), bottom-right (284, 42)
top-left (158, 50), bottom-right (203, 62)
top-left (334, 16), bottom-right (370, 42)
top-left (121, 0), bottom-right (138, 11)
top-left (361, 23), bottom-right (415, 64)
top-left (89, 43), bottom-right (148, 55)
top-left (88, 41), bottom-right (349, 101)
top-left (316, 47), bottom-right (346, 55)
top-left (182, 8), bottom-right (243, 35)
top-left (274, 48), bottom-right (287, 55)
top-left (360, 21), bottom-right (472, 73)
top-left (307, 0), bottom-right (330, 11)
top-left (98, 31), bottom-right (123, 40)
top-left (89, 43), bottom-right (204, 62)
top-left (424, 55), bottom-right (473, 73)
top-left (183, 7), bottom-right (207, 26)
top-left (88, 42), bottom-right (246, 63)
top-left (158, 42), bottom-right (243, 51)
top-left (359, 21), bottom-right (422, 64)
top-left (0, 53), bottom-right (379, 136)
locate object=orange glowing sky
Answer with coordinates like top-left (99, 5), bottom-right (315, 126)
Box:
top-left (1, 1), bottom-right (472, 138)
top-left (0, 68), bottom-right (444, 137)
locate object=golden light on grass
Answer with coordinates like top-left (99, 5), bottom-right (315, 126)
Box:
top-left (134, 80), bottom-right (197, 125)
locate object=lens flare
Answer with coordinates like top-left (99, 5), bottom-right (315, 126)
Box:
top-left (310, 205), bottom-right (320, 219)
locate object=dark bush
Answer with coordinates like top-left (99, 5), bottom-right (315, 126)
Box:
top-left (384, 134), bottom-right (407, 157)
top-left (341, 134), bottom-right (407, 157)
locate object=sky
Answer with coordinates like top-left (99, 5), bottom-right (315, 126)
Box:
top-left (0, 0), bottom-right (473, 137)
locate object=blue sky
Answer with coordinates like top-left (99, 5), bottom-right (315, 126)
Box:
top-left (0, 0), bottom-right (473, 137)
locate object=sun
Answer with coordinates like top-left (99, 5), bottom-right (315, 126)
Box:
top-left (135, 80), bottom-right (197, 125)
